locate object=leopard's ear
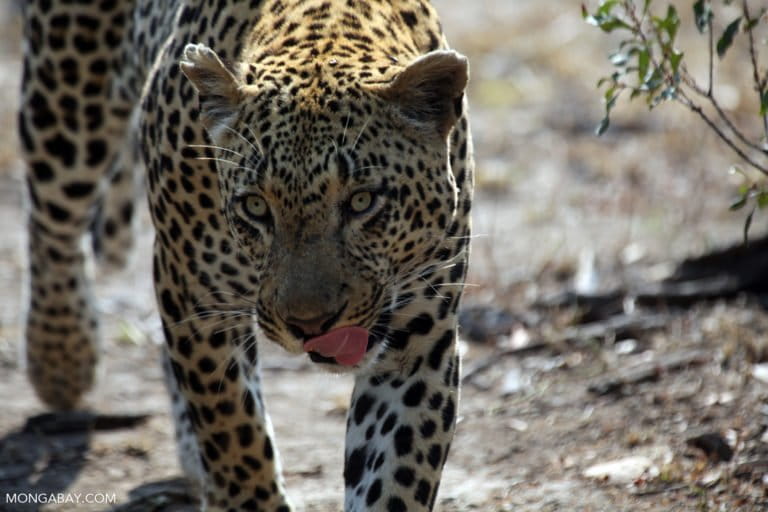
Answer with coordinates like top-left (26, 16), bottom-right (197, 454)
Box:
top-left (180, 43), bottom-right (241, 133)
top-left (376, 50), bottom-right (468, 138)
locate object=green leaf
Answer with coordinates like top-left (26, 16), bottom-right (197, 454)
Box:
top-left (599, 17), bottom-right (632, 33)
top-left (693, 0), bottom-right (713, 34)
top-left (653, 6), bottom-right (680, 42)
top-left (730, 195), bottom-right (748, 211)
top-left (669, 50), bottom-right (683, 75)
top-left (643, 0), bottom-right (652, 14)
top-left (743, 207), bottom-right (755, 244)
top-left (595, 116), bottom-right (610, 136)
top-left (664, 5), bottom-right (680, 41)
top-left (760, 90), bottom-right (768, 117)
top-left (745, 8), bottom-right (766, 30)
top-left (638, 48), bottom-right (650, 82)
top-left (596, 0), bottom-right (620, 18)
top-left (757, 191), bottom-right (768, 209)
top-left (717, 17), bottom-right (742, 58)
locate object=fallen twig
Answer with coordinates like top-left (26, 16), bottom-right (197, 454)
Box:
top-left (559, 314), bottom-right (668, 345)
top-left (588, 349), bottom-right (710, 396)
top-left (462, 342), bottom-right (550, 383)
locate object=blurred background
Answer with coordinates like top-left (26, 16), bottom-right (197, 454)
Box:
top-left (0, 1), bottom-right (766, 510)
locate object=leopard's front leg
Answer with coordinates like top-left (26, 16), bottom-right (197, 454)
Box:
top-left (153, 242), bottom-right (293, 512)
top-left (344, 325), bottom-right (460, 512)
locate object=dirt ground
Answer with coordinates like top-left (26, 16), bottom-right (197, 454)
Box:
top-left (1, 1), bottom-right (767, 511)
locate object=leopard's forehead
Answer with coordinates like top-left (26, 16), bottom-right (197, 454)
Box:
top-left (240, 0), bottom-right (444, 69)
top-left (224, 99), bottom-right (399, 217)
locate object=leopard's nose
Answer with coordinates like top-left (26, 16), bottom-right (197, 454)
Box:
top-left (284, 306), bottom-right (345, 338)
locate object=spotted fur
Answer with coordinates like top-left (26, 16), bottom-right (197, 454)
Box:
top-left (20, 0), bottom-right (474, 510)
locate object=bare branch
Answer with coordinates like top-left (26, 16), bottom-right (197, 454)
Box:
top-left (682, 72), bottom-right (768, 156)
top-left (676, 91), bottom-right (768, 175)
top-left (742, 0), bottom-right (768, 144)
top-left (707, 10), bottom-right (714, 96)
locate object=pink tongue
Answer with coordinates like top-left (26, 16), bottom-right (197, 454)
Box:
top-left (303, 326), bottom-right (369, 366)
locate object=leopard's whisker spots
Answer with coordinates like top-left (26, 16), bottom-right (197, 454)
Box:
top-left (350, 115), bottom-right (371, 152)
top-left (340, 112), bottom-right (353, 146)
top-left (328, 135), bottom-right (340, 156)
top-left (447, 233), bottom-right (488, 240)
top-left (353, 165), bottom-right (386, 174)
top-left (186, 143), bottom-right (245, 158)
top-left (241, 123), bottom-right (266, 155)
top-left (219, 123), bottom-right (262, 156)
top-left (194, 156), bottom-right (244, 167)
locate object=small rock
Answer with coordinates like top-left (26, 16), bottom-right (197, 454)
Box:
top-left (686, 432), bottom-right (734, 462)
top-left (752, 363), bottom-right (768, 384)
top-left (583, 456), bottom-right (657, 484)
top-left (574, 249), bottom-right (599, 294)
top-left (507, 418), bottom-right (528, 432)
top-left (458, 304), bottom-right (517, 343)
top-left (698, 468), bottom-right (722, 488)
top-left (501, 367), bottom-right (531, 396)
top-left (614, 339), bottom-right (638, 355)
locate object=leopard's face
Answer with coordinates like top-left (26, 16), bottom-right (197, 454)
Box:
top-left (213, 95), bottom-right (457, 365)
top-left (180, 44), bottom-right (467, 367)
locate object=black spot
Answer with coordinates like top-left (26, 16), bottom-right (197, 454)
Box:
top-left (402, 380), bottom-right (426, 407)
top-left (428, 392), bottom-right (443, 410)
top-left (225, 360), bottom-right (240, 381)
top-left (45, 201), bottom-right (71, 222)
top-left (203, 440), bottom-right (220, 461)
top-left (161, 290), bottom-right (182, 322)
top-left (200, 406), bottom-right (215, 424)
top-left (428, 329), bottom-right (453, 370)
top-left (393, 425), bottom-right (414, 456)
top-left (381, 412), bottom-right (397, 435)
top-left (427, 444), bottom-right (442, 469)
top-left (366, 478), bottom-right (382, 506)
top-left (86, 139), bottom-right (108, 166)
top-left (344, 446), bottom-right (367, 488)
top-left (400, 10), bottom-right (418, 27)
top-left (243, 389), bottom-right (256, 416)
top-left (210, 330), bottom-right (226, 348)
top-left (442, 396), bottom-right (455, 432)
top-left (234, 465), bottom-right (249, 482)
top-left (376, 403), bottom-right (388, 419)
top-left (387, 496), bottom-right (407, 512)
top-left (197, 357), bottom-right (216, 374)
top-left (73, 34), bottom-right (98, 53)
top-left (255, 486), bottom-right (270, 501)
top-left (414, 479), bottom-right (431, 506)
top-left (263, 437), bottom-right (274, 459)
top-left (44, 134), bottom-right (77, 167)
top-left (236, 424), bottom-right (254, 447)
top-left (188, 370), bottom-right (205, 394)
top-left (243, 455), bottom-right (262, 471)
top-left (216, 400), bottom-right (235, 415)
top-left (177, 335), bottom-right (193, 358)
top-left (394, 466), bottom-right (415, 487)
top-left (420, 419), bottom-right (437, 439)
top-left (212, 431), bottom-right (230, 452)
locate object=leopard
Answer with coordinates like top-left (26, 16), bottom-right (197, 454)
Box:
top-left (19, 0), bottom-right (474, 510)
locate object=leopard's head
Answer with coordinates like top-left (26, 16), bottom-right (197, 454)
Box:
top-left (181, 43), bottom-right (468, 368)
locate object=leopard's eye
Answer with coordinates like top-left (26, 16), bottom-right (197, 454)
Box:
top-left (242, 195), bottom-right (270, 221)
top-left (347, 191), bottom-right (374, 215)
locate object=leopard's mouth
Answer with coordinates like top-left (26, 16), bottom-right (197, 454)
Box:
top-left (301, 308), bottom-right (393, 368)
